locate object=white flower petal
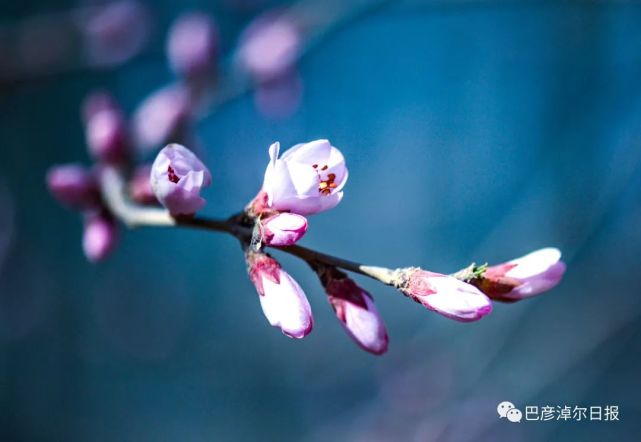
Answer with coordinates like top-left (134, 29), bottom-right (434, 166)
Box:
top-left (259, 270), bottom-right (313, 338)
top-left (506, 247), bottom-right (562, 279)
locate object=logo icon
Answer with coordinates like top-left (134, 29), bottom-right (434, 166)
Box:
top-left (507, 408), bottom-right (523, 423)
top-left (498, 401), bottom-right (522, 423)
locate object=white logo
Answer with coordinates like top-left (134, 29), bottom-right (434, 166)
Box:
top-left (507, 408), bottom-right (523, 423)
top-left (498, 402), bottom-right (620, 422)
top-left (497, 401), bottom-right (521, 423)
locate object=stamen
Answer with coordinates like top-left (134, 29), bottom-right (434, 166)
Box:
top-left (318, 170), bottom-right (337, 196)
top-left (167, 166), bottom-right (180, 183)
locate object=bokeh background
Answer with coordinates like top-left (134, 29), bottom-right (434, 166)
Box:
top-left (2, 0), bottom-right (641, 441)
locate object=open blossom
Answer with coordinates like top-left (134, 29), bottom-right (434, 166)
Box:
top-left (150, 144), bottom-right (211, 216)
top-left (83, 213), bottom-right (119, 262)
top-left (322, 268), bottom-right (388, 355)
top-left (47, 164), bottom-right (100, 210)
top-left (400, 269), bottom-right (492, 322)
top-left (262, 140), bottom-right (348, 215)
top-left (247, 252), bottom-right (313, 339)
top-left (259, 213), bottom-right (308, 246)
top-left (477, 248), bottom-right (566, 302)
top-left (167, 13), bottom-right (218, 79)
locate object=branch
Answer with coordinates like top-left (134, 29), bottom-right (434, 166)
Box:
top-left (99, 166), bottom-right (400, 284)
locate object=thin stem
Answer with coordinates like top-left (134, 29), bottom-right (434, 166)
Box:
top-left (100, 166), bottom-right (175, 228)
top-left (176, 216), bottom-right (245, 237)
top-left (276, 244), bottom-right (397, 285)
top-left (100, 165), bottom-right (476, 285)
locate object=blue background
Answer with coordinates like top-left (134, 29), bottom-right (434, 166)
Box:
top-left (2, 0), bottom-right (641, 440)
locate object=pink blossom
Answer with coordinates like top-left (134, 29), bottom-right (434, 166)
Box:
top-left (324, 270), bottom-right (388, 355)
top-left (262, 140), bottom-right (348, 215)
top-left (83, 213), bottom-right (119, 262)
top-left (47, 164), bottom-right (100, 210)
top-left (480, 248), bottom-right (566, 301)
top-left (260, 213), bottom-right (308, 246)
top-left (85, 106), bottom-right (128, 163)
top-left (150, 144), bottom-right (211, 216)
top-left (237, 13), bottom-right (300, 81)
top-left (132, 84), bottom-right (191, 151)
top-left (401, 270), bottom-right (492, 322)
top-left (247, 252), bottom-right (313, 339)
top-left (167, 13), bottom-right (219, 79)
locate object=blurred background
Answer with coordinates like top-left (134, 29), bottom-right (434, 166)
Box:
top-left (2, 0), bottom-right (641, 440)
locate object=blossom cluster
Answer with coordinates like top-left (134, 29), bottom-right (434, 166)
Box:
top-left (45, 8), bottom-right (566, 355)
top-left (48, 133), bottom-right (566, 354)
top-left (45, 7), bottom-right (293, 258)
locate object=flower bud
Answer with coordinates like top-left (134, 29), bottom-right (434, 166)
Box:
top-left (85, 106), bottom-right (129, 164)
top-left (260, 213), bottom-right (308, 246)
top-left (321, 267), bottom-right (388, 355)
top-left (150, 144), bottom-right (211, 216)
top-left (237, 13), bottom-right (300, 82)
top-left (47, 164), bottom-right (100, 210)
top-left (81, 90), bottom-right (118, 123)
top-left (247, 251), bottom-right (313, 339)
top-left (128, 165), bottom-right (157, 205)
top-left (262, 140), bottom-right (348, 215)
top-left (81, 0), bottom-right (150, 67)
top-left (83, 213), bottom-right (119, 262)
top-left (475, 248), bottom-right (566, 302)
top-left (167, 13), bottom-right (218, 79)
top-left (400, 269), bottom-right (492, 322)
top-left (132, 84), bottom-right (192, 151)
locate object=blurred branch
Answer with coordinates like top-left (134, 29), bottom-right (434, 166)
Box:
top-left (0, 1), bottom-right (152, 88)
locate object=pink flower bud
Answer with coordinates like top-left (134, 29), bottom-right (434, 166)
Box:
top-left (83, 214), bottom-right (119, 262)
top-left (247, 252), bottom-right (313, 339)
top-left (80, 0), bottom-right (150, 67)
top-left (132, 84), bottom-right (192, 151)
top-left (478, 248), bottom-right (566, 302)
top-left (167, 13), bottom-right (219, 79)
top-left (260, 213), bottom-right (308, 246)
top-left (322, 268), bottom-right (388, 355)
top-left (150, 144), bottom-right (211, 216)
top-left (81, 91), bottom-right (118, 123)
top-left (85, 106), bottom-right (129, 164)
top-left (47, 164), bottom-right (100, 210)
top-left (128, 165), bottom-right (157, 205)
top-left (262, 140), bottom-right (348, 215)
top-left (237, 12), bottom-right (300, 82)
top-left (401, 269), bottom-right (492, 322)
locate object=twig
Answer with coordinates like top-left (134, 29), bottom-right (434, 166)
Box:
top-left (99, 166), bottom-right (401, 284)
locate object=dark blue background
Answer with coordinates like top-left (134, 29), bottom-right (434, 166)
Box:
top-left (2, 1), bottom-right (641, 440)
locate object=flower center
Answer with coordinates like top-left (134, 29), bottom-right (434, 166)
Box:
top-left (167, 166), bottom-right (180, 183)
top-left (312, 164), bottom-right (337, 196)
